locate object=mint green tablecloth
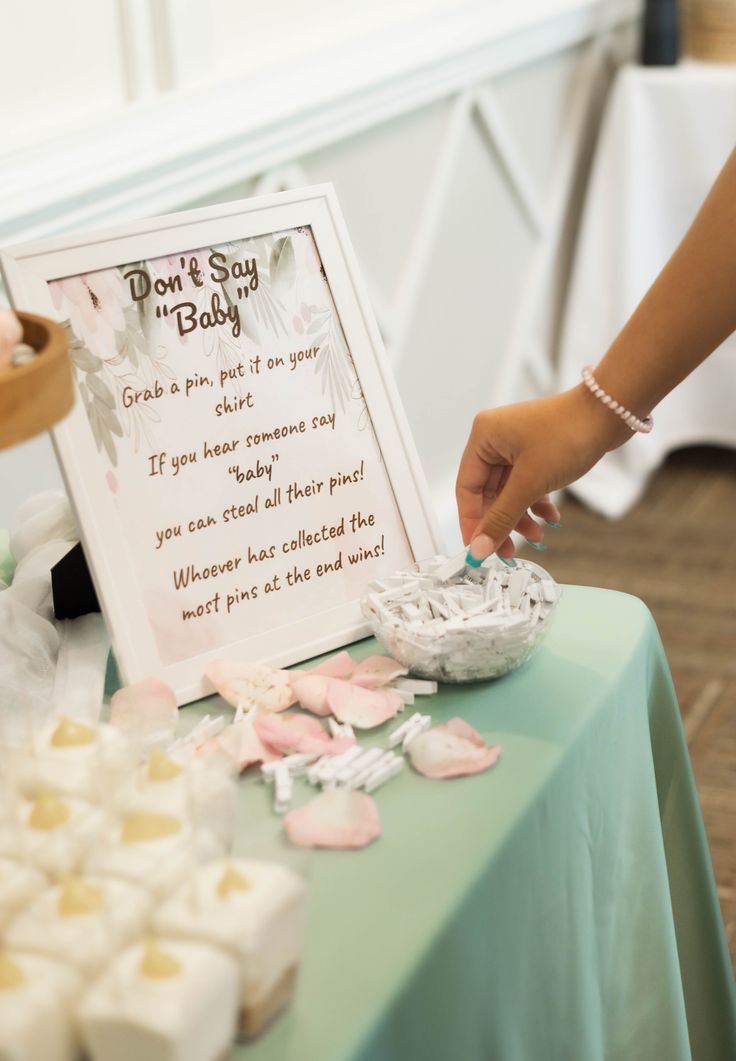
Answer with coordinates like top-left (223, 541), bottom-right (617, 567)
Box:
top-left (181, 586), bottom-right (734, 1061)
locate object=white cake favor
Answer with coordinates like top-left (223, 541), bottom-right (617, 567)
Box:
top-left (16, 716), bottom-right (132, 803)
top-left (0, 794), bottom-right (104, 879)
top-left (114, 747), bottom-right (236, 846)
top-left (79, 938), bottom-right (238, 1061)
top-left (0, 858), bottom-right (47, 932)
top-left (5, 875), bottom-right (152, 977)
top-left (0, 950), bottom-right (82, 1061)
top-left (84, 810), bottom-right (220, 899)
top-left (154, 858), bottom-right (307, 1035)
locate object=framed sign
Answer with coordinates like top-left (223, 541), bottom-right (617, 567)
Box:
top-left (1, 186), bottom-right (441, 704)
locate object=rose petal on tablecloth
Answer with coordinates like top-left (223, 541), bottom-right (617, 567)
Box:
top-left (444, 716), bottom-right (485, 747)
top-left (205, 660), bottom-right (296, 712)
top-left (283, 788), bottom-right (380, 849)
top-left (308, 650), bottom-right (356, 679)
top-left (290, 674), bottom-right (337, 717)
top-left (214, 718), bottom-right (282, 770)
top-left (327, 681), bottom-right (403, 729)
top-left (109, 677), bottom-right (178, 741)
top-left (408, 719), bottom-right (501, 779)
top-left (253, 712), bottom-right (355, 756)
top-left (350, 655), bottom-right (408, 689)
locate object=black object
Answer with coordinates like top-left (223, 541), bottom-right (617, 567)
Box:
top-left (642, 0), bottom-right (679, 65)
top-left (51, 542), bottom-right (100, 620)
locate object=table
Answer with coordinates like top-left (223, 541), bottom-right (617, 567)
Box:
top-left (180, 586), bottom-right (735, 1061)
top-left (558, 63), bottom-right (736, 518)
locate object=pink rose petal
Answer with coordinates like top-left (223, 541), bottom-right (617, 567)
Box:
top-left (284, 788), bottom-right (380, 849)
top-left (308, 650), bottom-right (356, 680)
top-left (253, 712), bottom-right (354, 756)
top-left (445, 717), bottom-right (485, 747)
top-left (109, 677), bottom-right (178, 740)
top-left (327, 681), bottom-right (402, 730)
top-left (290, 674), bottom-right (337, 717)
top-left (205, 660), bottom-right (295, 712)
top-left (350, 655), bottom-right (408, 689)
top-left (214, 718), bottom-right (281, 770)
top-left (408, 719), bottom-right (501, 779)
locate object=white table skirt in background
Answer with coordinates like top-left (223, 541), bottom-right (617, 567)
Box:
top-left (558, 62), bottom-right (736, 519)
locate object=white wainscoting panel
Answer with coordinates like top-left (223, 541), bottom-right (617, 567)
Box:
top-left (301, 99), bottom-right (454, 317)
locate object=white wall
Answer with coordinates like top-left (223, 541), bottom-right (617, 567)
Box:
top-left (0, 1), bottom-right (641, 540)
top-left (1, 1), bottom-right (127, 151)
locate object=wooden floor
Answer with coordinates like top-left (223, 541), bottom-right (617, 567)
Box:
top-left (518, 446), bottom-right (736, 970)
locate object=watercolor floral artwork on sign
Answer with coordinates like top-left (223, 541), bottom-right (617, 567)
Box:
top-left (49, 227), bottom-right (371, 470)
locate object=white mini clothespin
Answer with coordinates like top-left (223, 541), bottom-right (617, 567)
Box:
top-left (401, 714), bottom-right (432, 751)
top-left (392, 678), bottom-right (438, 696)
top-left (363, 755), bottom-right (405, 793)
top-left (327, 718), bottom-right (355, 740)
top-left (336, 746), bottom-right (383, 785)
top-left (393, 688), bottom-right (414, 707)
top-left (273, 762), bottom-right (294, 814)
top-left (347, 749), bottom-right (396, 789)
top-left (313, 745), bottom-right (363, 785)
top-left (387, 713), bottom-right (423, 748)
top-left (169, 714), bottom-right (225, 756)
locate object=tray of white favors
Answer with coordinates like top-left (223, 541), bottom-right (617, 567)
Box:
top-left (0, 714), bottom-right (308, 1061)
top-left (361, 553), bottom-right (561, 682)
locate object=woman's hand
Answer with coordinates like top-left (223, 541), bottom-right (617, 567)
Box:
top-left (456, 385), bottom-right (631, 560)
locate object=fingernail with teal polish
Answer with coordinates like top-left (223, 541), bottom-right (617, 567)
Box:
top-left (499, 556), bottom-right (517, 568)
top-left (543, 520), bottom-right (562, 529)
top-left (465, 549), bottom-right (483, 569)
top-left (525, 540), bottom-right (548, 552)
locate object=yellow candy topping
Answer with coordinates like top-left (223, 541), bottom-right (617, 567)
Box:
top-left (139, 940), bottom-right (182, 980)
top-left (58, 876), bottom-right (105, 916)
top-left (50, 717), bottom-right (96, 748)
top-left (147, 747), bottom-right (183, 783)
top-left (0, 954), bottom-right (25, 990)
top-left (28, 794), bottom-right (70, 830)
top-left (216, 864), bottom-right (251, 898)
top-left (121, 812), bottom-right (182, 844)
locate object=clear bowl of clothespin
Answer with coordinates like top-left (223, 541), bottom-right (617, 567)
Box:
top-left (361, 554), bottom-right (561, 683)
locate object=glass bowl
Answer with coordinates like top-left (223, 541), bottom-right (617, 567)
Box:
top-left (361, 556), bottom-right (561, 683)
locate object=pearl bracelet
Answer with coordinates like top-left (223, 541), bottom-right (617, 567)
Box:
top-left (581, 366), bottom-right (653, 434)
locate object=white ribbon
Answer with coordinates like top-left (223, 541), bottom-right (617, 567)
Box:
top-left (0, 491), bottom-right (110, 741)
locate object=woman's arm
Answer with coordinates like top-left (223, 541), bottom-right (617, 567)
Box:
top-left (457, 148), bottom-right (736, 561)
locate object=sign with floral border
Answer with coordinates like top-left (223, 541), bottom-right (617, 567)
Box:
top-left (2, 187), bottom-right (440, 705)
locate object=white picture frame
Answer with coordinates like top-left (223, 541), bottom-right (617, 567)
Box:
top-left (2, 185), bottom-right (441, 705)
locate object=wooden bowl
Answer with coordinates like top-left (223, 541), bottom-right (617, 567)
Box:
top-left (0, 312), bottom-right (74, 450)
